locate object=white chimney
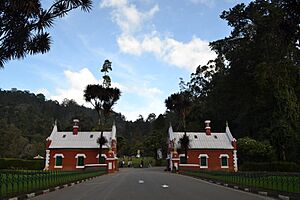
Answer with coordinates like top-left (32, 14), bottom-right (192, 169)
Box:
top-left (73, 119), bottom-right (79, 135)
top-left (205, 120), bottom-right (211, 136)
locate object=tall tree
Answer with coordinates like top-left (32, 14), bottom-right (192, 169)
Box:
top-left (0, 0), bottom-right (92, 67)
top-left (84, 60), bottom-right (121, 163)
top-left (165, 91), bottom-right (192, 161)
top-left (165, 91), bottom-right (192, 134)
top-left (187, 0), bottom-right (300, 161)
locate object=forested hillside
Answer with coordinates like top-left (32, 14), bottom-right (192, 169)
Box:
top-left (0, 89), bottom-right (170, 159)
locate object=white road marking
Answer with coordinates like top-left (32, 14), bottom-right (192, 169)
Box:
top-left (161, 184), bottom-right (169, 188)
top-left (138, 180), bottom-right (144, 184)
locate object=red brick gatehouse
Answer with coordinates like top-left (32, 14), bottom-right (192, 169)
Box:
top-left (168, 120), bottom-right (238, 172)
top-left (44, 119), bottom-right (118, 173)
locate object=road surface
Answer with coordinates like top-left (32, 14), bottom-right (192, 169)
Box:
top-left (32, 167), bottom-right (273, 200)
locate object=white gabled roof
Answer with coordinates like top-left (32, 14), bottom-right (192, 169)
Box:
top-left (169, 123), bottom-right (235, 149)
top-left (47, 123), bottom-right (116, 149)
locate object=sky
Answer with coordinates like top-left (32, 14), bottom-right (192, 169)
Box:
top-left (0, 0), bottom-right (251, 121)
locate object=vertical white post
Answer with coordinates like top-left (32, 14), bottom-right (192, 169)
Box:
top-left (233, 150), bottom-right (238, 172)
top-left (45, 150), bottom-right (50, 170)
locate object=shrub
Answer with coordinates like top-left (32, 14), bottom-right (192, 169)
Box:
top-left (237, 137), bottom-right (276, 163)
top-left (0, 158), bottom-right (44, 170)
top-left (239, 161), bottom-right (300, 172)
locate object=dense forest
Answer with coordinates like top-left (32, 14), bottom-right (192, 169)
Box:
top-left (0, 89), bottom-right (172, 159)
top-left (0, 0), bottom-right (299, 165)
top-left (168, 0), bottom-right (300, 163)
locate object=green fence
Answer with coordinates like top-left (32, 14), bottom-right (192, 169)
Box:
top-left (0, 168), bottom-right (107, 199)
top-left (180, 169), bottom-right (300, 194)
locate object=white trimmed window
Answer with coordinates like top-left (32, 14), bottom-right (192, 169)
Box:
top-left (219, 154), bottom-right (229, 168)
top-left (198, 154), bottom-right (209, 168)
top-left (54, 154), bottom-right (64, 168)
top-left (96, 154), bottom-right (107, 158)
top-left (75, 154), bottom-right (86, 168)
top-left (179, 154), bottom-right (188, 164)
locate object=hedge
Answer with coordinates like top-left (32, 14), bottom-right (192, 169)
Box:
top-left (0, 158), bottom-right (44, 170)
top-left (239, 161), bottom-right (300, 172)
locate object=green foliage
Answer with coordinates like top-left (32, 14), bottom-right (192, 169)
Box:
top-left (0, 158), bottom-right (44, 170)
top-left (179, 133), bottom-right (190, 163)
top-left (237, 137), bottom-right (275, 163)
top-left (0, 0), bottom-right (92, 67)
top-left (84, 60), bottom-right (121, 161)
top-left (176, 0), bottom-right (300, 162)
top-left (97, 135), bottom-right (108, 147)
top-left (0, 89), bottom-right (98, 158)
top-left (240, 162), bottom-right (300, 172)
top-left (165, 91), bottom-right (193, 132)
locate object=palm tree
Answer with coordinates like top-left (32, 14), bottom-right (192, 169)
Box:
top-left (97, 135), bottom-right (108, 163)
top-left (179, 133), bottom-right (190, 164)
top-left (84, 60), bottom-right (121, 163)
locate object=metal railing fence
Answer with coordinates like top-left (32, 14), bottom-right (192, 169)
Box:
top-left (180, 169), bottom-right (300, 194)
top-left (0, 168), bottom-right (107, 199)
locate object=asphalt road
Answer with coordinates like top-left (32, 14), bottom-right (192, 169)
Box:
top-left (32, 167), bottom-right (274, 200)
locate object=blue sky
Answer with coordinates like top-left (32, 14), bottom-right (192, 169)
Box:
top-left (0, 0), bottom-right (250, 121)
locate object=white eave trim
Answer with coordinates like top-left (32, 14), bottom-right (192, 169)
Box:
top-left (75, 154), bottom-right (87, 158)
top-left (76, 166), bottom-right (85, 169)
top-left (54, 166), bottom-right (63, 168)
top-left (219, 154), bottom-right (229, 158)
top-left (53, 154), bottom-right (64, 158)
top-left (96, 154), bottom-right (107, 158)
top-left (198, 154), bottom-right (209, 158)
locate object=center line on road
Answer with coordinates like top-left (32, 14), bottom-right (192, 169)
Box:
top-left (138, 180), bottom-right (144, 184)
top-left (161, 184), bottom-right (169, 188)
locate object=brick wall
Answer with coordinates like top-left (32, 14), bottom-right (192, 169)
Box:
top-left (178, 149), bottom-right (235, 172)
top-left (48, 149), bottom-right (108, 170)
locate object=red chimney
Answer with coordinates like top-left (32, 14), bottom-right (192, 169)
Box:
top-left (73, 119), bottom-right (79, 135)
top-left (205, 120), bottom-right (211, 135)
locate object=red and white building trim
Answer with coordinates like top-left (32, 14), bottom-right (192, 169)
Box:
top-left (45, 119), bottom-right (118, 173)
top-left (168, 120), bottom-right (238, 172)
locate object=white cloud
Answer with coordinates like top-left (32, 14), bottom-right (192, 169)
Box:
top-left (190, 0), bottom-right (215, 7)
top-left (101, 0), bottom-right (216, 71)
top-left (35, 88), bottom-right (50, 98)
top-left (100, 0), bottom-right (159, 34)
top-left (118, 34), bottom-right (216, 71)
top-left (50, 68), bottom-right (99, 105)
top-left (50, 68), bottom-right (164, 121)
